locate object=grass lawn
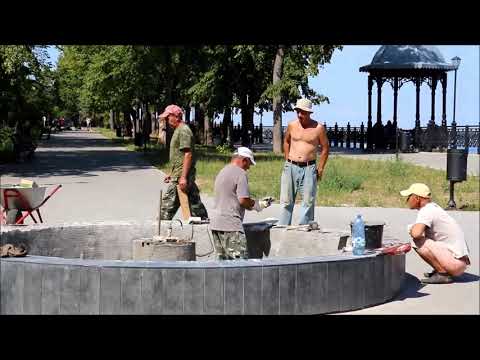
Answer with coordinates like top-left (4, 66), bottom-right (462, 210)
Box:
top-left (97, 127), bottom-right (480, 210)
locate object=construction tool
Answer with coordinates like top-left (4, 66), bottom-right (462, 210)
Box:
top-left (176, 185), bottom-right (191, 220)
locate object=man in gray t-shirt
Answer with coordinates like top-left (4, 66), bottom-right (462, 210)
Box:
top-left (210, 147), bottom-right (272, 260)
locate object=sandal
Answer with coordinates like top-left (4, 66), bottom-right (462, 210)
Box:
top-left (421, 272), bottom-right (453, 284)
top-left (423, 269), bottom-right (438, 278)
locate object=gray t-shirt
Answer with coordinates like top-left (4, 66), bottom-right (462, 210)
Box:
top-left (210, 164), bottom-right (250, 232)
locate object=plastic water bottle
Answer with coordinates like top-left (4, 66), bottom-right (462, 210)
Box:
top-left (352, 215), bottom-right (366, 256)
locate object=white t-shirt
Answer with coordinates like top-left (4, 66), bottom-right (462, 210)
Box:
top-left (415, 202), bottom-right (470, 258)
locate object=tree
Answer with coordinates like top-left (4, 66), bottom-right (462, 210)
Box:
top-left (261, 45), bottom-right (343, 154)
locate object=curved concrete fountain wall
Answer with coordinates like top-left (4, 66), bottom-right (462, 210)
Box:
top-left (0, 222), bottom-right (405, 315)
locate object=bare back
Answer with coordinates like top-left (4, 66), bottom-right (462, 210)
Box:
top-left (286, 119), bottom-right (326, 162)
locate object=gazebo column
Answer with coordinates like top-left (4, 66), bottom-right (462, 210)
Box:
top-left (375, 77), bottom-right (383, 149)
top-left (440, 72), bottom-right (448, 149)
top-left (415, 76), bottom-right (422, 149)
top-left (367, 75), bottom-right (373, 150)
top-left (430, 75), bottom-right (437, 125)
top-left (441, 72), bottom-right (447, 127)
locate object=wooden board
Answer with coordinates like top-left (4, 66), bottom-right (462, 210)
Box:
top-left (176, 185), bottom-right (191, 220)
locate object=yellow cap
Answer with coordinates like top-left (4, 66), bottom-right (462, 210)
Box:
top-left (400, 183), bottom-right (431, 198)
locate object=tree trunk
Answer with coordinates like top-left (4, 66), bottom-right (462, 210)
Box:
top-left (222, 106), bottom-right (233, 146)
top-left (195, 104), bottom-right (205, 144)
top-left (240, 94), bottom-right (249, 146)
top-left (185, 105), bottom-right (191, 124)
top-left (109, 110), bottom-right (115, 130)
top-left (204, 108), bottom-right (213, 146)
top-left (273, 45), bottom-right (285, 154)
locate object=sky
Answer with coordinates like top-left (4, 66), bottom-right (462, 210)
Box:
top-left (47, 45), bottom-right (479, 129)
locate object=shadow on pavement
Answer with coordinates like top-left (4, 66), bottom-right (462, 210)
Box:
top-left (392, 273), bottom-right (429, 301)
top-left (453, 272), bottom-right (480, 283)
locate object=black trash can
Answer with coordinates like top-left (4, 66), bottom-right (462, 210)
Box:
top-left (399, 130), bottom-right (412, 152)
top-left (116, 126), bottom-right (122, 137)
top-left (447, 148), bottom-right (468, 182)
top-left (134, 133), bottom-right (143, 147)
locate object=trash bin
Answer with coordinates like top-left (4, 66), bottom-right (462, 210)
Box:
top-left (134, 133), bottom-right (143, 147)
top-left (447, 148), bottom-right (468, 182)
top-left (399, 130), bottom-right (412, 152)
top-left (116, 127), bottom-right (122, 137)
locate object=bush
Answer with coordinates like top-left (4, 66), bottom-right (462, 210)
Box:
top-left (215, 143), bottom-right (232, 155)
top-left (0, 127), bottom-right (15, 162)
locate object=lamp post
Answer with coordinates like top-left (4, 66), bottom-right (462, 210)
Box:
top-left (447, 56), bottom-right (462, 210)
top-left (451, 56), bottom-right (461, 127)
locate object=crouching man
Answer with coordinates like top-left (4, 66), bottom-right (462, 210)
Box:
top-left (210, 147), bottom-right (272, 260)
top-left (400, 183), bottom-right (471, 284)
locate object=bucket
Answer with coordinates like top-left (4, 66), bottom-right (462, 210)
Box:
top-left (243, 221), bottom-right (276, 259)
top-left (350, 221), bottom-right (385, 250)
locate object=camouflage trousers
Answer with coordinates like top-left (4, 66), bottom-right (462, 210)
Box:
top-left (160, 180), bottom-right (208, 220)
top-left (211, 230), bottom-right (248, 260)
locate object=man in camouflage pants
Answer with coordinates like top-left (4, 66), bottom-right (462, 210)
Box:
top-left (210, 147), bottom-right (272, 260)
top-left (159, 104), bottom-right (208, 220)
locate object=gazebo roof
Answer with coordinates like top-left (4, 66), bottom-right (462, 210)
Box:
top-left (359, 45), bottom-right (457, 72)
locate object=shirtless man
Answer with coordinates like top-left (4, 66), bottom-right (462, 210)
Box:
top-left (278, 98), bottom-right (329, 225)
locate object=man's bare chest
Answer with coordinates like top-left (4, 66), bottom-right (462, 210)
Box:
top-left (290, 126), bottom-right (319, 144)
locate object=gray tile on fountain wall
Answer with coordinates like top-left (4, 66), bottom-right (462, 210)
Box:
top-left (204, 268), bottom-right (224, 314)
top-left (262, 266), bottom-right (279, 315)
top-left (60, 266), bottom-right (81, 314)
top-left (295, 264), bottom-right (313, 315)
top-left (184, 269), bottom-right (205, 315)
top-left (311, 262), bottom-right (328, 314)
top-left (23, 263), bottom-right (42, 314)
top-left (1, 261), bottom-right (23, 314)
top-left (279, 265), bottom-right (296, 315)
top-left (383, 255), bottom-right (394, 302)
top-left (100, 267), bottom-right (121, 314)
top-left (120, 268), bottom-right (143, 314)
top-left (41, 265), bottom-right (62, 315)
top-left (373, 255), bottom-right (386, 304)
top-left (352, 259), bottom-right (367, 310)
top-left (141, 269), bottom-right (163, 314)
top-left (340, 260), bottom-right (357, 312)
top-left (224, 268), bottom-right (243, 315)
top-left (326, 262), bottom-right (343, 313)
top-left (364, 257), bottom-right (376, 307)
top-left (391, 254), bottom-right (405, 297)
top-left (243, 267), bottom-right (262, 315)
top-left (163, 269), bottom-right (184, 314)
top-left (78, 267), bottom-right (100, 315)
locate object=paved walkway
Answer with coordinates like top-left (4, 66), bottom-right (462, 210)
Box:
top-left (1, 130), bottom-right (478, 314)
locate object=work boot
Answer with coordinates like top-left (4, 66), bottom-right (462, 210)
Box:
top-left (421, 272), bottom-right (453, 284)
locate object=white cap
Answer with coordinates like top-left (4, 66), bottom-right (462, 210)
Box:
top-left (234, 147), bottom-right (256, 165)
top-left (293, 98), bottom-right (314, 113)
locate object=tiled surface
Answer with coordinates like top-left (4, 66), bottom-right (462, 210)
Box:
top-left (0, 253), bottom-right (405, 314)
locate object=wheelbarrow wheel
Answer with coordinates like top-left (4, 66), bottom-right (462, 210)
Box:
top-left (6, 209), bottom-right (22, 224)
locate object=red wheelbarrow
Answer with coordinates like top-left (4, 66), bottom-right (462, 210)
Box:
top-left (0, 184), bottom-right (62, 224)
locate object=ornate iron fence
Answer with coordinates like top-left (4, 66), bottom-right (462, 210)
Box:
top-left (261, 124), bottom-right (479, 153)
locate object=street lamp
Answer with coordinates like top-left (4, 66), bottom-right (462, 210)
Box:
top-left (446, 56), bottom-right (462, 210)
top-left (451, 56), bottom-right (461, 126)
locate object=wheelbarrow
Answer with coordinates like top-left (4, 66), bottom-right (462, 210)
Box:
top-left (0, 184), bottom-right (62, 224)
